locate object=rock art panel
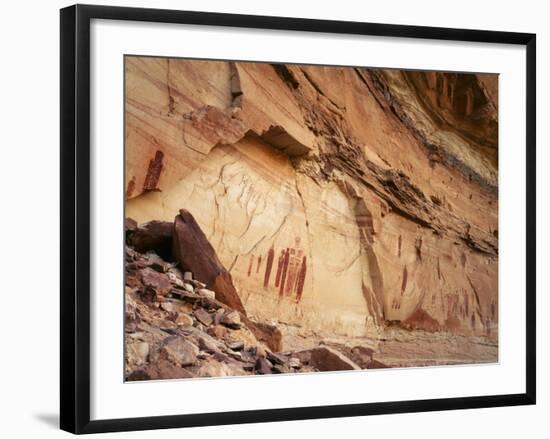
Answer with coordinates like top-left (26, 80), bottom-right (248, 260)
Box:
top-left (125, 57), bottom-right (498, 347)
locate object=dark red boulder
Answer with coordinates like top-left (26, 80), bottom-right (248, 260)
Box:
top-left (172, 209), bottom-right (246, 315)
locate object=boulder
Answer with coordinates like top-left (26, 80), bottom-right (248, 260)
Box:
top-left (167, 271), bottom-right (184, 287)
top-left (140, 360), bottom-right (195, 380)
top-left (350, 345), bottom-right (376, 368)
top-left (228, 340), bottom-right (245, 351)
top-left (189, 279), bottom-right (207, 289)
top-left (175, 314), bottom-right (194, 327)
top-left (125, 292), bottom-right (140, 325)
top-left (140, 267), bottom-right (172, 297)
top-left (126, 369), bottom-right (150, 381)
top-left (309, 346), bottom-right (361, 371)
top-left (125, 217), bottom-right (137, 232)
top-left (197, 359), bottom-right (233, 377)
top-left (161, 337), bottom-right (199, 366)
top-left (367, 359), bottom-right (390, 369)
top-left (272, 364), bottom-right (291, 374)
top-left (194, 308), bottom-right (214, 327)
top-left (160, 301), bottom-right (178, 313)
top-left (255, 358), bottom-right (273, 374)
top-left (126, 341), bottom-right (149, 367)
top-left (197, 288), bottom-right (216, 300)
top-left (221, 310), bottom-right (242, 329)
top-left (172, 209), bottom-right (246, 314)
top-left (288, 357), bottom-right (302, 369)
top-left (145, 252), bottom-right (171, 273)
top-left (170, 288), bottom-right (200, 303)
top-left (243, 319), bottom-right (283, 352)
top-left (196, 334), bottom-right (222, 353)
top-left (213, 308), bottom-right (226, 325)
top-left (182, 283), bottom-right (194, 293)
top-left (127, 220), bottom-right (173, 259)
top-left (266, 350), bottom-right (286, 366)
top-left (207, 325), bottom-right (228, 339)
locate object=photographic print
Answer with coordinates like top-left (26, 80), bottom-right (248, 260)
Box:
top-left (124, 57), bottom-right (498, 381)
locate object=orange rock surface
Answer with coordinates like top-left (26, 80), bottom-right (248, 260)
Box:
top-left (125, 57), bottom-right (498, 343)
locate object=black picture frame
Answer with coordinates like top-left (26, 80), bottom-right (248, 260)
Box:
top-left (60, 4), bottom-right (536, 434)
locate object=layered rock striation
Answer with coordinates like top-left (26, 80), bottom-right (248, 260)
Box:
top-left (125, 57), bottom-right (498, 346)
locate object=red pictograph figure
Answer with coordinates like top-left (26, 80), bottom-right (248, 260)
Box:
top-left (278, 249), bottom-right (290, 298)
top-left (400, 266), bottom-right (408, 296)
top-left (247, 254), bottom-right (254, 277)
top-left (269, 238), bottom-right (307, 301)
top-left (256, 255), bottom-right (262, 273)
top-left (295, 256), bottom-right (307, 302)
top-left (263, 246), bottom-right (275, 289)
top-left (275, 249), bottom-right (285, 287)
top-left (285, 248), bottom-right (299, 296)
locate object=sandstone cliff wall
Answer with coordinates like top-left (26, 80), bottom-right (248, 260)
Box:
top-left (125, 57), bottom-right (498, 339)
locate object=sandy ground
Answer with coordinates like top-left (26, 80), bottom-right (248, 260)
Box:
top-left (278, 322), bottom-right (498, 368)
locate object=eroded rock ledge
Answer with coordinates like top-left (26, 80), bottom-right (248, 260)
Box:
top-left (125, 58), bottom-right (498, 343)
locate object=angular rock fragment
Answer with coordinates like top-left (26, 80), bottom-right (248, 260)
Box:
top-left (145, 252), bottom-right (172, 273)
top-left (309, 346), bottom-right (361, 371)
top-left (207, 325), bottom-right (227, 339)
top-left (126, 369), bottom-right (150, 381)
top-left (255, 357), bottom-right (273, 375)
top-left (170, 288), bottom-right (200, 303)
top-left (228, 340), bottom-right (245, 351)
top-left (125, 217), bottom-right (137, 232)
top-left (350, 345), bottom-right (376, 368)
top-left (221, 310), bottom-right (242, 329)
top-left (197, 288), bottom-right (216, 300)
top-left (213, 308), bottom-right (226, 325)
top-left (138, 287), bottom-right (158, 304)
top-left (189, 279), bottom-right (207, 289)
top-left (160, 336), bottom-right (199, 367)
top-left (126, 341), bottom-right (149, 367)
top-left (175, 313), bottom-right (194, 327)
top-left (244, 319), bottom-right (283, 352)
top-left (197, 359), bottom-right (232, 377)
top-left (127, 220), bottom-right (173, 258)
top-left (225, 350), bottom-right (243, 361)
top-left (288, 357), bottom-right (302, 369)
top-left (196, 334), bottom-right (222, 353)
top-left (182, 283), bottom-right (194, 293)
top-left (125, 291), bottom-right (140, 325)
top-left (367, 359), bottom-right (390, 369)
top-left (160, 301), bottom-right (177, 313)
top-left (172, 209), bottom-right (246, 314)
top-left (194, 308), bottom-right (214, 327)
top-left (141, 360), bottom-right (196, 380)
top-left (266, 350), bottom-right (286, 366)
top-left (167, 271), bottom-right (184, 287)
top-left (272, 364), bottom-right (290, 374)
top-left (140, 267), bottom-right (172, 297)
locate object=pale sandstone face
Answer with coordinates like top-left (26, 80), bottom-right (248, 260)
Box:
top-left (125, 57), bottom-right (498, 341)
